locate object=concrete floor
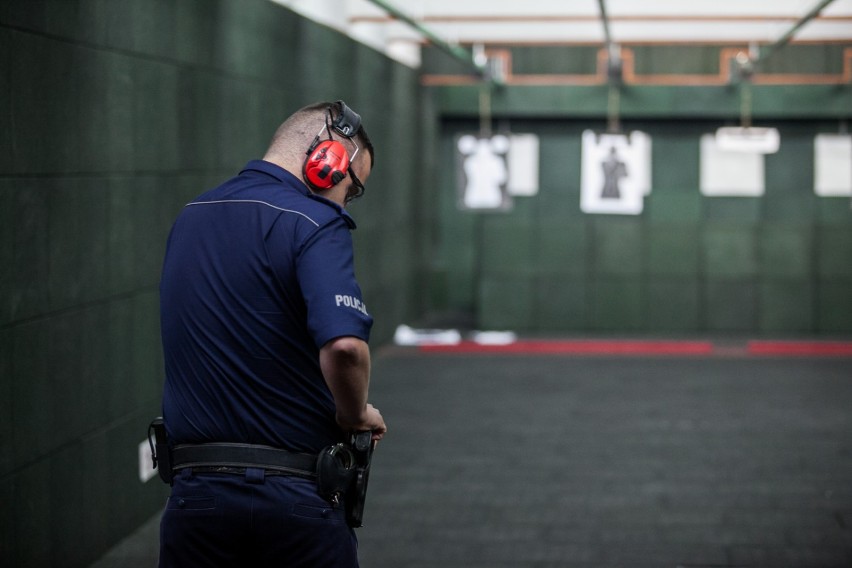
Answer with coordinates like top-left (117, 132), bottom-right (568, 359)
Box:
top-left (90, 347), bottom-right (852, 568)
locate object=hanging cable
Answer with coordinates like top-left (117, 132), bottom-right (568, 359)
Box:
top-left (479, 84), bottom-right (492, 137)
top-left (607, 83), bottom-right (621, 133)
top-left (598, 0), bottom-right (622, 132)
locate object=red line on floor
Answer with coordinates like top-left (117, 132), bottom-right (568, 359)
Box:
top-left (747, 340), bottom-right (852, 356)
top-left (418, 340), bottom-right (716, 355)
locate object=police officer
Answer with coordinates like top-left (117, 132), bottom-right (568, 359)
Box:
top-left (158, 101), bottom-right (387, 567)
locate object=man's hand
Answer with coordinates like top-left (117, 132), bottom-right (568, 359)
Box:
top-left (337, 403), bottom-right (386, 441)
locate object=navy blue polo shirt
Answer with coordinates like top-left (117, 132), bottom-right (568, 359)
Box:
top-left (160, 160), bottom-right (373, 454)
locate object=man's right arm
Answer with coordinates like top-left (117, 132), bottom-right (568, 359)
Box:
top-left (319, 335), bottom-right (387, 440)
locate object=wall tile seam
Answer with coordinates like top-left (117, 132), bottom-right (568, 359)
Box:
top-left (1, 397), bottom-right (161, 481)
top-left (0, 168), bottom-right (235, 180)
top-left (0, 285), bottom-right (160, 331)
top-left (1, 22), bottom-right (308, 88)
top-left (2, 21), bottom-right (185, 67)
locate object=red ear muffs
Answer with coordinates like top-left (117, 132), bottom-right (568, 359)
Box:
top-left (304, 140), bottom-right (350, 190)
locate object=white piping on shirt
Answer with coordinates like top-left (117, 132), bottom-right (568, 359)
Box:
top-left (186, 199), bottom-right (320, 227)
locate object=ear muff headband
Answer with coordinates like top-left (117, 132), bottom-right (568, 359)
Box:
top-left (332, 100), bottom-right (361, 138)
top-left (304, 139), bottom-right (351, 190)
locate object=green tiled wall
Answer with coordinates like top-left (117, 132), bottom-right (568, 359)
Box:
top-left (759, 279), bottom-right (814, 332)
top-left (591, 277), bottom-right (645, 331)
top-left (535, 276), bottom-right (588, 331)
top-left (1, 1), bottom-right (429, 566)
top-left (646, 278), bottom-right (701, 332)
top-left (646, 225), bottom-right (701, 275)
top-left (434, 120), bottom-right (852, 334)
top-left (480, 276), bottom-right (535, 329)
top-left (705, 279), bottom-right (758, 331)
top-left (591, 218), bottom-right (644, 276)
top-left (703, 225), bottom-right (758, 278)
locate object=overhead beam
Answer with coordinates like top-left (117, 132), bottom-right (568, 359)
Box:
top-left (363, 0), bottom-right (490, 81)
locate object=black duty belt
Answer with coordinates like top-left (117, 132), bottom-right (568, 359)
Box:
top-left (149, 418), bottom-right (375, 528)
top-left (171, 443), bottom-right (318, 479)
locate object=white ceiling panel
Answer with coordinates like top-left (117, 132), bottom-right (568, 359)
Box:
top-left (275, 0), bottom-right (852, 67)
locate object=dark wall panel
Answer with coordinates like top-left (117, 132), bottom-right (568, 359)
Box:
top-left (1, 1), bottom-right (429, 566)
top-left (647, 278), bottom-right (701, 332)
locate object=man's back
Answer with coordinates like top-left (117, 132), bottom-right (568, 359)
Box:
top-left (160, 160), bottom-right (370, 453)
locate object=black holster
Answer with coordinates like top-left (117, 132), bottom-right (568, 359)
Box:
top-left (316, 431), bottom-right (375, 528)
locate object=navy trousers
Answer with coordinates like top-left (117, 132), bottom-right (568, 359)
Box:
top-left (159, 469), bottom-right (359, 567)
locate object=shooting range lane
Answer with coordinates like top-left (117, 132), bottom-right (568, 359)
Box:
top-left (358, 349), bottom-right (852, 568)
